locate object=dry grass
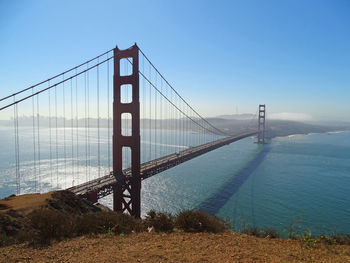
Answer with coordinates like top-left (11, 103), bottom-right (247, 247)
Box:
top-left (1, 232), bottom-right (350, 263)
top-left (1, 191), bottom-right (350, 262)
top-left (0, 192), bottom-right (53, 215)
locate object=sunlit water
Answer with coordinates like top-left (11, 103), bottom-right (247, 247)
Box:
top-left (1, 126), bottom-right (349, 236)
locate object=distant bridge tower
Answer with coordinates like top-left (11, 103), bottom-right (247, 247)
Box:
top-left (257, 104), bottom-right (266, 144)
top-left (113, 44), bottom-right (141, 218)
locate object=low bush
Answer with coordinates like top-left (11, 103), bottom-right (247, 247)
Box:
top-left (144, 210), bottom-right (174, 233)
top-left (261, 228), bottom-right (280, 238)
top-left (243, 227), bottom-right (280, 239)
top-left (329, 234), bottom-right (350, 245)
top-left (175, 210), bottom-right (230, 233)
top-left (28, 208), bottom-right (75, 245)
top-left (242, 227), bottom-right (260, 237)
top-left (76, 211), bottom-right (143, 235)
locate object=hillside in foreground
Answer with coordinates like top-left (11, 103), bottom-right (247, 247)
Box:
top-left (1, 191), bottom-right (350, 263)
top-left (2, 232), bottom-right (350, 263)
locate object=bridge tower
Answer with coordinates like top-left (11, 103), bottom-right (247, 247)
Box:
top-left (257, 104), bottom-right (266, 144)
top-left (113, 44), bottom-right (141, 218)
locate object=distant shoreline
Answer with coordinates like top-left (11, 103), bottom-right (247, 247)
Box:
top-left (270, 129), bottom-right (350, 140)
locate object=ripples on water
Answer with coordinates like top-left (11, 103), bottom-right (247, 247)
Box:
top-left (140, 132), bottom-right (350, 235)
top-left (1, 127), bottom-right (349, 235)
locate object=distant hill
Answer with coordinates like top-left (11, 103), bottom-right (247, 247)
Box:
top-left (1, 116), bottom-right (349, 138)
top-left (216, 114), bottom-right (255, 120)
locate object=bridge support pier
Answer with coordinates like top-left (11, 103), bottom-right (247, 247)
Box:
top-left (112, 44), bottom-right (141, 218)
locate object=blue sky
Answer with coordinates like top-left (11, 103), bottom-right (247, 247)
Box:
top-left (1, 0), bottom-right (349, 121)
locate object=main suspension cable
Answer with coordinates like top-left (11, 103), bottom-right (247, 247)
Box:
top-left (138, 48), bottom-right (229, 136)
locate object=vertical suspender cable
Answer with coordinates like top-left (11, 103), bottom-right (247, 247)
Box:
top-left (13, 97), bottom-right (20, 195)
top-left (97, 59), bottom-right (101, 178)
top-left (75, 69), bottom-right (79, 182)
top-left (160, 77), bottom-right (163, 155)
top-left (142, 54), bottom-right (145, 162)
top-left (71, 78), bottom-right (74, 186)
top-left (87, 64), bottom-right (91, 181)
top-left (181, 102), bottom-right (187, 146)
top-left (149, 63), bottom-right (151, 161)
top-left (15, 103), bottom-right (20, 194)
top-left (155, 72), bottom-right (157, 159)
top-left (107, 52), bottom-right (111, 172)
top-left (48, 82), bottom-right (53, 187)
top-left (84, 70), bottom-right (88, 182)
top-left (32, 88), bottom-right (37, 191)
top-left (55, 86), bottom-right (58, 188)
top-left (63, 75), bottom-right (67, 188)
top-left (37, 93), bottom-right (41, 192)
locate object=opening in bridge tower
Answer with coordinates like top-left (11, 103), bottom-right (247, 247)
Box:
top-left (257, 104), bottom-right (266, 144)
top-left (113, 44), bottom-right (141, 218)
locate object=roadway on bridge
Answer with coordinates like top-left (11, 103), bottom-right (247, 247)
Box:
top-left (69, 131), bottom-right (258, 199)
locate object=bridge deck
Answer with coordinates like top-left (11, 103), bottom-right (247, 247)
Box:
top-left (69, 131), bottom-right (257, 199)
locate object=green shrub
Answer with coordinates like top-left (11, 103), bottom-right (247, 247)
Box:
top-left (175, 210), bottom-right (230, 233)
top-left (301, 230), bottom-right (319, 248)
top-left (318, 234), bottom-right (336, 245)
top-left (243, 227), bottom-right (280, 238)
top-left (261, 228), bottom-right (280, 238)
top-left (28, 208), bottom-right (75, 245)
top-left (331, 234), bottom-right (350, 245)
top-left (76, 211), bottom-right (143, 235)
top-left (144, 210), bottom-right (174, 233)
top-left (242, 227), bottom-right (260, 237)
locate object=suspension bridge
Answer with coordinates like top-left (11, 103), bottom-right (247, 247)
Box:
top-left (0, 44), bottom-right (266, 218)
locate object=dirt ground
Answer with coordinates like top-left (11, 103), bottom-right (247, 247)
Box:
top-left (1, 231), bottom-right (350, 263)
top-left (1, 192), bottom-right (350, 262)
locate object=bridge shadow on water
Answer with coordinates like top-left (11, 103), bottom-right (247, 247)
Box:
top-left (197, 144), bottom-right (272, 215)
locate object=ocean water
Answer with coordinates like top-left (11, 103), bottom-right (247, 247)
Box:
top-left (140, 131), bottom-right (350, 236)
top-left (1, 126), bottom-right (349, 236)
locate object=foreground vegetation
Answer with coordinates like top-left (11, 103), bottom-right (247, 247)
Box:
top-left (1, 190), bottom-right (350, 250)
top-left (0, 191), bottom-right (231, 247)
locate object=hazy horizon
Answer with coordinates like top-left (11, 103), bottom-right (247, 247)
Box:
top-left (1, 0), bottom-right (349, 124)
